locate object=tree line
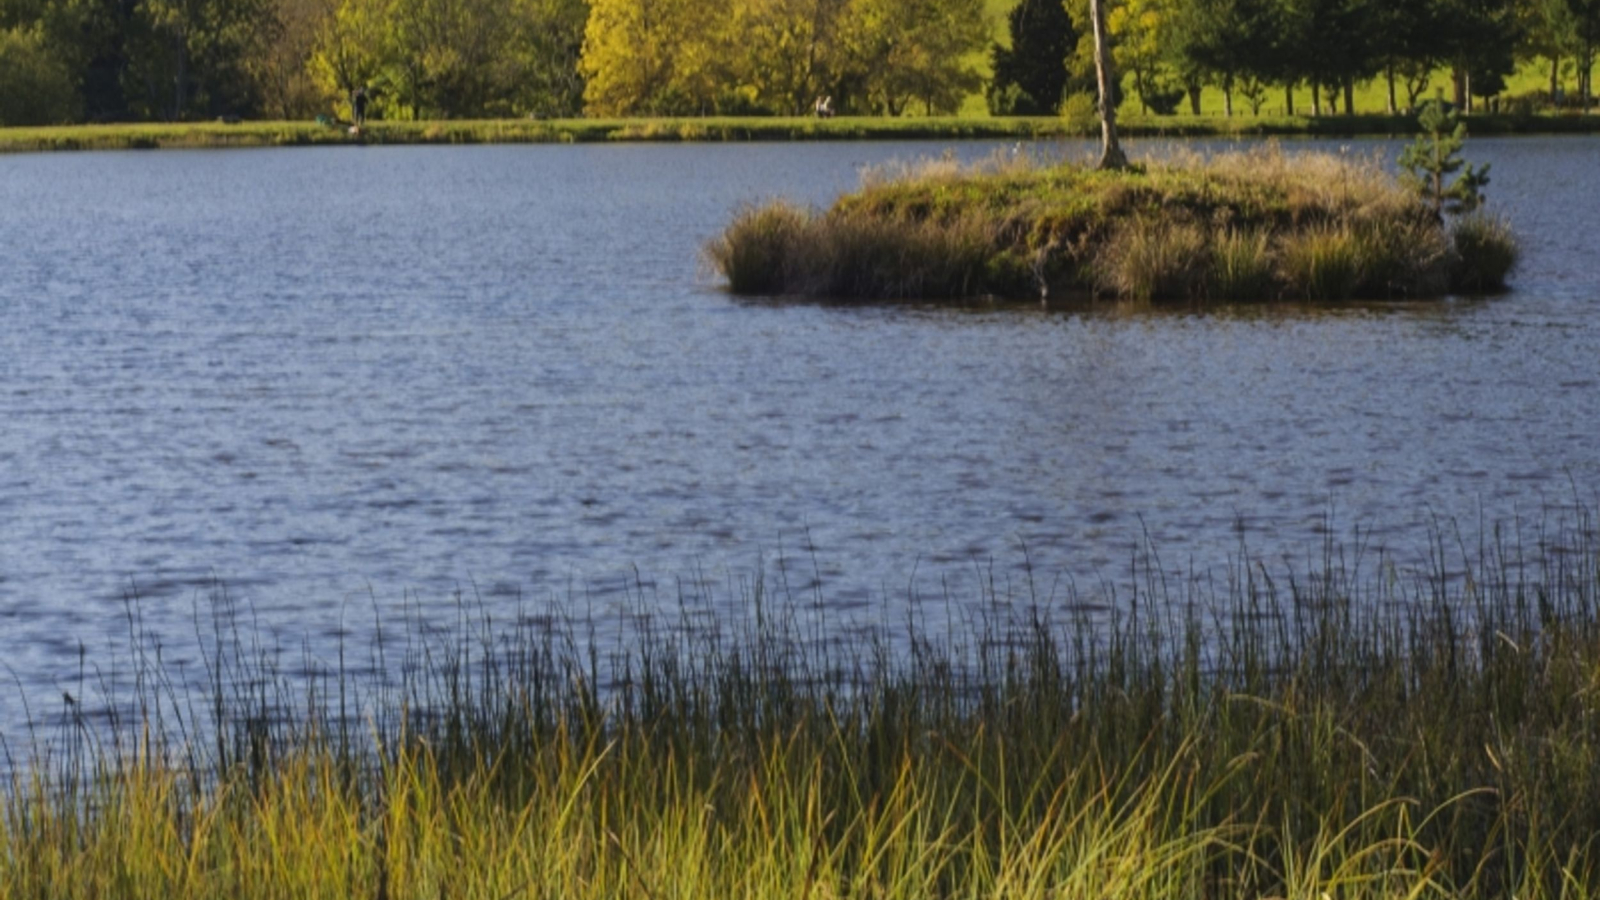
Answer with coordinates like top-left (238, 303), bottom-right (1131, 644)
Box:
top-left (2, 0), bottom-right (1596, 126)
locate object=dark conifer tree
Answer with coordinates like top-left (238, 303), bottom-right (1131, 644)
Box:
top-left (988, 0), bottom-right (1077, 115)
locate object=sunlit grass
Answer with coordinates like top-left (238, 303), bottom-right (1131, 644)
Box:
top-left (0, 117), bottom-right (1071, 153)
top-left (4, 107), bottom-right (1598, 154)
top-left (4, 510), bottom-right (1600, 897)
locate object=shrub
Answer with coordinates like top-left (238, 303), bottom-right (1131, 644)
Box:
top-left (1450, 212), bottom-right (1520, 293)
top-left (1060, 93), bottom-right (1099, 130)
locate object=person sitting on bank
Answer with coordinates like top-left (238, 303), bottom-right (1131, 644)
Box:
top-left (814, 95), bottom-right (834, 118)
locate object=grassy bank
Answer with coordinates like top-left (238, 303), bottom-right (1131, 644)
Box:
top-left (0, 117), bottom-right (1067, 153)
top-left (709, 147), bottom-right (1518, 303)
top-left (5, 517), bottom-right (1600, 897)
top-left (3, 111), bottom-right (1600, 153)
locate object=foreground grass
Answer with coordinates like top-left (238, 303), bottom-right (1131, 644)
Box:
top-left (5, 516), bottom-right (1600, 898)
top-left (3, 111), bottom-right (1599, 153)
top-left (709, 146), bottom-right (1518, 303)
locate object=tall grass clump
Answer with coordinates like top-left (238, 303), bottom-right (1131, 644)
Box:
top-left (1277, 224), bottom-right (1365, 300)
top-left (705, 200), bottom-right (1004, 300)
top-left (704, 200), bottom-right (811, 294)
top-left (1451, 211), bottom-right (1521, 292)
top-left (1207, 227), bottom-right (1276, 300)
top-left (1094, 219), bottom-right (1207, 301)
top-left (5, 510), bottom-right (1600, 897)
top-left (711, 146), bottom-right (1516, 304)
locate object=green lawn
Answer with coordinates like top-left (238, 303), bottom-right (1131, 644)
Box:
top-left (0, 116), bottom-right (1075, 153)
top-left (1148, 61), bottom-right (1562, 118)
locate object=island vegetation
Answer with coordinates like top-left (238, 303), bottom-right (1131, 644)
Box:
top-left (4, 520), bottom-right (1600, 898)
top-left (708, 110), bottom-right (1518, 304)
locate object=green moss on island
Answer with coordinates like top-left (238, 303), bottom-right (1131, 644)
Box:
top-left (709, 147), bottom-right (1519, 303)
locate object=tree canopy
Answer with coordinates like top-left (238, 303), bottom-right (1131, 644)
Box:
top-left (989, 0), bottom-right (1079, 115)
top-left (0, 0), bottom-right (1587, 125)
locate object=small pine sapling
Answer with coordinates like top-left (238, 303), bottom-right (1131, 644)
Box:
top-left (1399, 100), bottom-right (1490, 216)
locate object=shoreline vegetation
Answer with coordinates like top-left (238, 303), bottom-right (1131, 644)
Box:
top-left (3, 112), bottom-right (1600, 154)
top-left (709, 146), bottom-right (1520, 304)
top-left (5, 517), bottom-right (1600, 897)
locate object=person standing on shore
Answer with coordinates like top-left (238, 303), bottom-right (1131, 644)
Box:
top-left (351, 86), bottom-right (368, 129)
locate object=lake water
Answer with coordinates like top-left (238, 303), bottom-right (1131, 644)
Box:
top-left (1, 136), bottom-right (1598, 733)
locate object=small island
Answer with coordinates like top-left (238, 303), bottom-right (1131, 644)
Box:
top-left (709, 142), bottom-right (1518, 305)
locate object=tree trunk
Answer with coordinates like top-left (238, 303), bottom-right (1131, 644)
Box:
top-left (1343, 79), bottom-right (1354, 115)
top-left (1551, 55), bottom-right (1560, 103)
top-left (1586, 42), bottom-right (1594, 111)
top-left (1224, 74), bottom-right (1233, 118)
top-left (173, 33), bottom-right (188, 121)
top-left (1088, 0), bottom-right (1127, 170)
top-left (1452, 67), bottom-right (1466, 110)
top-left (1312, 82), bottom-right (1321, 117)
top-left (1386, 66), bottom-right (1396, 114)
top-left (1285, 83), bottom-right (1294, 117)
top-left (1188, 82), bottom-right (1201, 115)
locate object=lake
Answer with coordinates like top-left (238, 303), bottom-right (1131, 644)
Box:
top-left (1, 136), bottom-right (1597, 734)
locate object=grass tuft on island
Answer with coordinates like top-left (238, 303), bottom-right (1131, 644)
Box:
top-left (5, 514), bottom-right (1600, 897)
top-left (709, 147), bottom-right (1519, 303)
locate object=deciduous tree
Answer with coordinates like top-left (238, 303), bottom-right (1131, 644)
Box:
top-left (0, 25), bottom-right (79, 123)
top-left (1167, 0), bottom-right (1273, 116)
top-left (580, 0), bottom-right (727, 115)
top-left (836, 0), bottom-right (987, 115)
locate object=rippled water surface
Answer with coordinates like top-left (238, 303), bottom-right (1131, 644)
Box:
top-left (1, 137), bottom-right (1598, 725)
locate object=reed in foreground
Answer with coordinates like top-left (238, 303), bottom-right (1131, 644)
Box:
top-left (708, 147), bottom-right (1519, 303)
top-left (3, 516), bottom-right (1600, 898)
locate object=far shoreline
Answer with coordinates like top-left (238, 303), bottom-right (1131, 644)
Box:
top-left (5, 112), bottom-right (1600, 153)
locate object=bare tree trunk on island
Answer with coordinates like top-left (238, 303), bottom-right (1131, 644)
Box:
top-left (1089, 0), bottom-right (1127, 170)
